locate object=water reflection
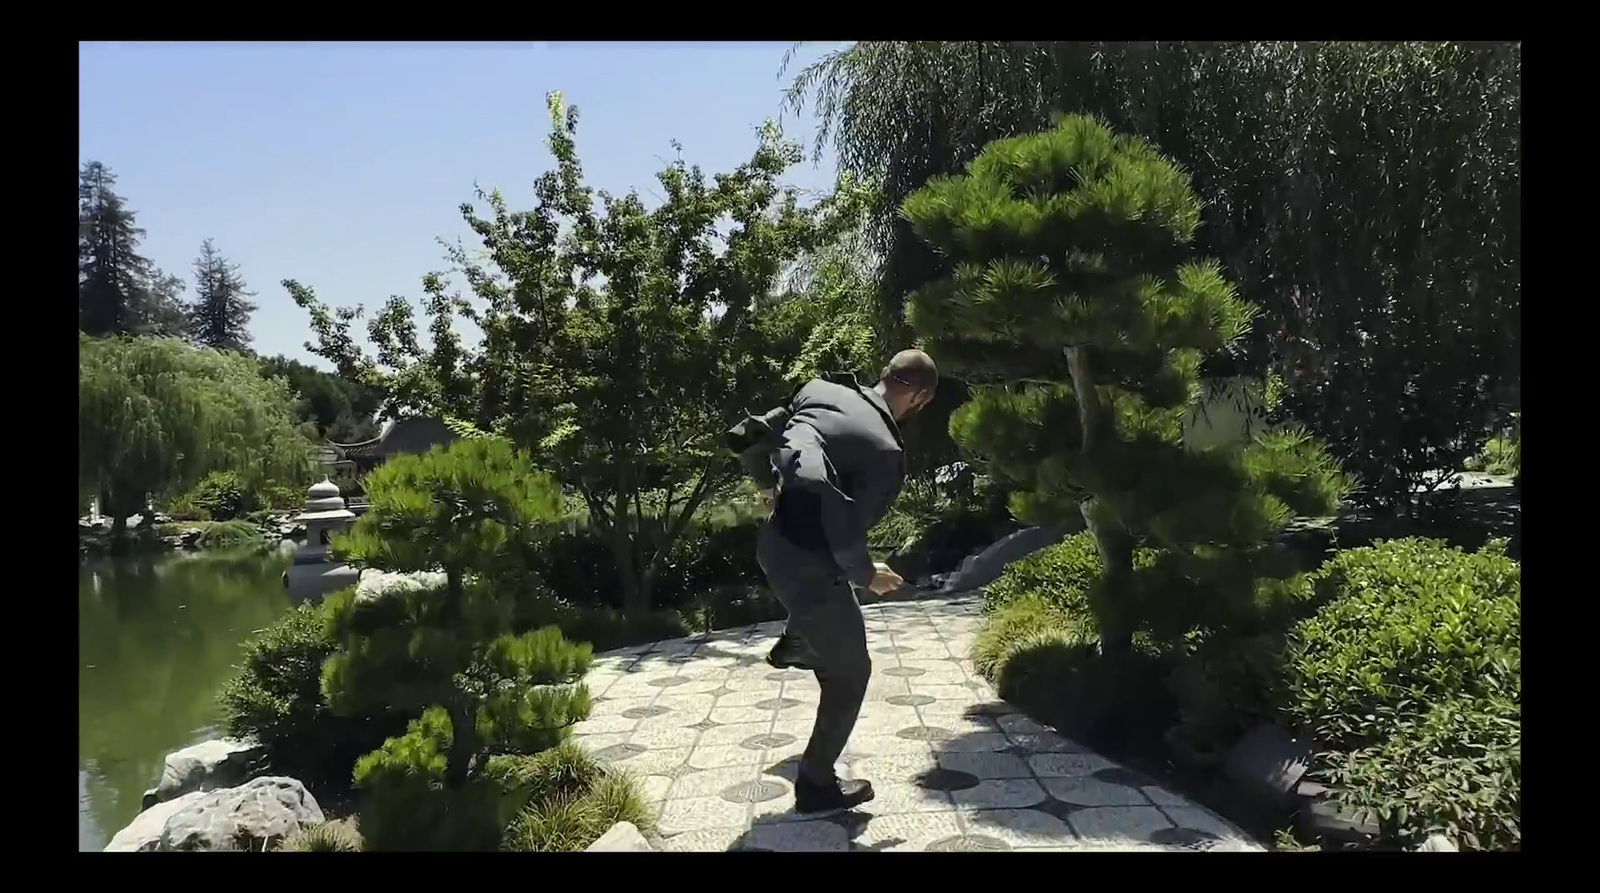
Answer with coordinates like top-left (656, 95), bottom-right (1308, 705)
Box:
top-left (77, 549), bottom-right (293, 851)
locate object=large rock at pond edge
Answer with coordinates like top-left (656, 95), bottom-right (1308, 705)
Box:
top-left (355, 569), bottom-right (449, 603)
top-left (105, 791), bottom-right (210, 852)
top-left (157, 777), bottom-right (325, 852)
top-left (942, 525), bottom-right (1068, 593)
top-left (143, 737), bottom-right (268, 810)
top-left (586, 821), bottom-right (654, 852)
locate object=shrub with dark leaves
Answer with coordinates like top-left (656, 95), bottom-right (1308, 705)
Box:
top-left (1283, 538), bottom-right (1520, 850)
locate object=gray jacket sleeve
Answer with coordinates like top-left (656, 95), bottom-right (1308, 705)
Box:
top-left (733, 406), bottom-right (790, 492)
top-left (788, 443), bottom-right (897, 590)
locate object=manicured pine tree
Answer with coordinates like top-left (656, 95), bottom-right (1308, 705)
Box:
top-left (320, 436), bottom-right (595, 850)
top-left (901, 116), bottom-right (1349, 649)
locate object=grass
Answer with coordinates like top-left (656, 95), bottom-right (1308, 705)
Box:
top-left (494, 741), bottom-right (657, 852)
top-left (279, 818), bottom-right (364, 852)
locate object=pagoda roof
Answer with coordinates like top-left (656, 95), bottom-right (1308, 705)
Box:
top-left (328, 416), bottom-right (459, 459)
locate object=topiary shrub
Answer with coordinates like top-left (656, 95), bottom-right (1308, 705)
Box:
top-left (195, 518), bottom-right (267, 550)
top-left (985, 533), bottom-right (1100, 615)
top-left (1282, 538), bottom-right (1521, 850)
top-left (972, 593), bottom-right (1090, 683)
top-left (972, 591), bottom-right (1173, 754)
top-left (184, 470), bottom-right (250, 521)
top-left (903, 115), bottom-right (1349, 652)
top-left (219, 595), bottom-right (411, 794)
top-left (325, 438), bottom-right (598, 851)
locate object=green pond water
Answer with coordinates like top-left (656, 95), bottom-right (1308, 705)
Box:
top-left (78, 548), bottom-right (295, 851)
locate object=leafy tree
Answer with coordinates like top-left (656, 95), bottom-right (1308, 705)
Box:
top-left (188, 238), bottom-right (258, 353)
top-left (80, 161), bottom-right (167, 337)
top-left (322, 437), bottom-right (593, 850)
top-left (763, 225), bottom-right (885, 387)
top-left (258, 354), bottom-right (385, 443)
top-left (902, 116), bottom-right (1349, 649)
top-left (142, 268), bottom-right (193, 340)
top-left (290, 91), bottom-right (866, 612)
top-left (78, 335), bottom-right (313, 534)
top-left (785, 42), bottom-right (1520, 505)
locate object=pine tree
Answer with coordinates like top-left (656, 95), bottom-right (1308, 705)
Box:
top-left (188, 238), bottom-right (257, 352)
top-left (79, 161), bottom-right (192, 338)
top-left (902, 117), bottom-right (1350, 649)
top-left (141, 267), bottom-right (192, 339)
top-left (322, 437), bottom-right (594, 850)
top-left (79, 161), bottom-right (152, 337)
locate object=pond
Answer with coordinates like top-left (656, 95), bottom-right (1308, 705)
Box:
top-left (78, 548), bottom-right (295, 851)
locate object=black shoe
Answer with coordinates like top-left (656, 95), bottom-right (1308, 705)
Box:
top-left (766, 633), bottom-right (818, 671)
top-left (794, 775), bottom-right (875, 815)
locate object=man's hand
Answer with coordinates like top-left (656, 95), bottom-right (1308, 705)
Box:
top-left (868, 565), bottom-right (905, 595)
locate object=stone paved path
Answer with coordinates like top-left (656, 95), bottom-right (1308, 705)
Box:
top-left (573, 591), bottom-right (1264, 852)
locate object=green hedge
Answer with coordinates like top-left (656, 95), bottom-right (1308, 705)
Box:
top-left (970, 533), bottom-right (1522, 851)
top-left (521, 519), bottom-right (764, 612)
top-left (1282, 538), bottom-right (1521, 850)
top-left (984, 533), bottom-right (1105, 616)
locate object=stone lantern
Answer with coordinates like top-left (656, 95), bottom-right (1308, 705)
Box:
top-left (282, 477), bottom-right (359, 605)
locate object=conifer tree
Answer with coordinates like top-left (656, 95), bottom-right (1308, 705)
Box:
top-left (79, 161), bottom-right (193, 338)
top-left (79, 161), bottom-right (152, 336)
top-left (902, 117), bottom-right (1350, 649)
top-left (321, 437), bottom-right (594, 850)
top-left (189, 238), bottom-right (257, 352)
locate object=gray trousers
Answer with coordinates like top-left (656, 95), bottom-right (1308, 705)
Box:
top-left (756, 520), bottom-right (871, 785)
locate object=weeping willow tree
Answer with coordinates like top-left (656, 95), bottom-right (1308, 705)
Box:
top-left (78, 334), bottom-right (313, 533)
top-left (785, 41), bottom-right (1520, 505)
top-left (902, 117), bottom-right (1350, 649)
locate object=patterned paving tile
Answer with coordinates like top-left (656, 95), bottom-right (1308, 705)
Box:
top-left (576, 592), bottom-right (1264, 852)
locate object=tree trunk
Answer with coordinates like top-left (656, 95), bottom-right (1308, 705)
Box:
top-left (105, 486), bottom-right (129, 538)
top-left (1081, 498), bottom-right (1136, 654)
top-left (444, 700), bottom-right (480, 789)
top-left (1065, 346), bottom-right (1135, 653)
top-left (611, 500), bottom-right (645, 614)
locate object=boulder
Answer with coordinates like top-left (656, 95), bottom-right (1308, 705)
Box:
top-left (356, 568), bottom-right (448, 603)
top-left (1296, 798), bottom-right (1379, 846)
top-left (942, 525), bottom-right (1068, 593)
top-left (1224, 724), bottom-right (1312, 810)
top-left (179, 527), bottom-right (204, 547)
top-left (106, 791), bottom-right (209, 852)
top-left (144, 737), bottom-right (267, 809)
top-left (586, 821), bottom-right (654, 852)
top-left (158, 776), bottom-right (324, 852)
top-left (1417, 835), bottom-right (1458, 852)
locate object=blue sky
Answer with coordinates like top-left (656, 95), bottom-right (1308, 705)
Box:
top-left (78, 41), bottom-right (844, 367)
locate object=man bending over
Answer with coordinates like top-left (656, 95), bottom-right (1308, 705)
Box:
top-left (740, 349), bottom-right (938, 815)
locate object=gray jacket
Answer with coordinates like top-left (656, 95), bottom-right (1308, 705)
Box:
top-left (739, 375), bottom-right (906, 589)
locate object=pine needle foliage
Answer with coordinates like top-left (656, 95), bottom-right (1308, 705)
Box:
top-left (902, 117), bottom-right (1350, 647)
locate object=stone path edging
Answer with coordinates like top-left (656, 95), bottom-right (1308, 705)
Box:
top-left (573, 590), bottom-right (1263, 852)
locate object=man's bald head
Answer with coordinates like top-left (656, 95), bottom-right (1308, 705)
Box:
top-left (879, 349), bottom-right (938, 421)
